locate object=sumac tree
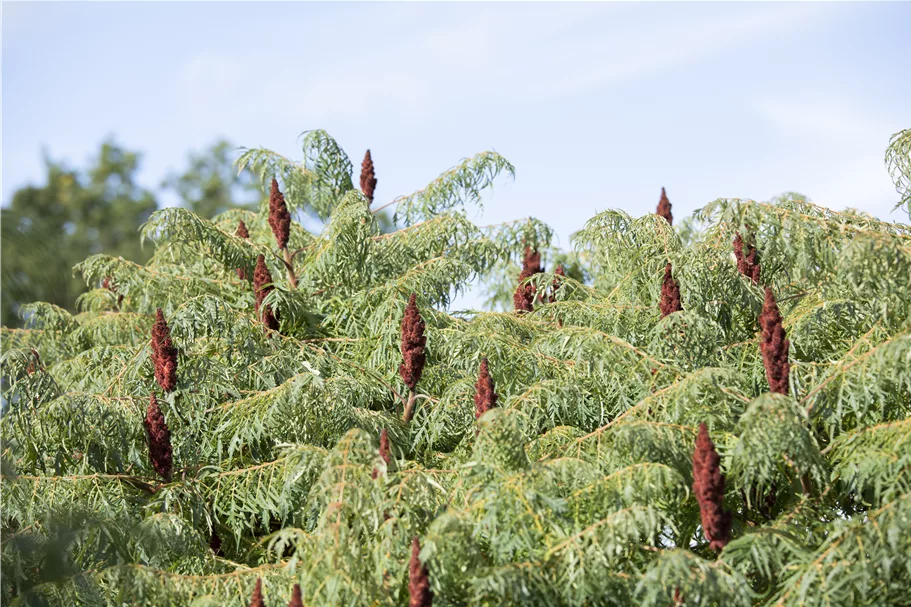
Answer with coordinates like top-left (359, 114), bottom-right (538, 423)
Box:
top-left (2, 130), bottom-right (910, 607)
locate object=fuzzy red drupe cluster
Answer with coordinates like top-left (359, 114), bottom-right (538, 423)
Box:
top-left (759, 287), bottom-right (790, 395)
top-left (360, 150), bottom-right (378, 205)
top-left (659, 263), bottom-right (682, 318)
top-left (248, 579), bottom-right (264, 607)
top-left (151, 308), bottom-right (178, 392)
top-left (692, 423), bottom-right (731, 551)
top-left (288, 584), bottom-right (303, 607)
top-left (514, 246), bottom-right (543, 312)
top-left (733, 232), bottom-right (762, 284)
top-left (474, 358), bottom-right (498, 419)
top-left (253, 255), bottom-right (280, 331)
top-left (399, 294), bottom-right (427, 391)
top-left (656, 187), bottom-right (673, 225)
top-left (268, 178), bottom-right (292, 250)
top-left (409, 536), bottom-right (433, 607)
top-left (144, 394), bottom-right (173, 481)
top-left (549, 264), bottom-right (566, 303)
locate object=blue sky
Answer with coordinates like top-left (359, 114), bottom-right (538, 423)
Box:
top-left (3, 1), bottom-right (911, 254)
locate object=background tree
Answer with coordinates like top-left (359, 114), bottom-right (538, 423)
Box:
top-left (1, 140), bottom-right (157, 327)
top-left (161, 139), bottom-right (260, 219)
top-left (3, 139), bottom-right (262, 327)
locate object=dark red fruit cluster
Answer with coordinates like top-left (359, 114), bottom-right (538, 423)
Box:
top-left (759, 287), bottom-right (790, 395)
top-left (656, 187), bottom-right (673, 225)
top-left (248, 579), bottom-right (264, 607)
top-left (379, 428), bottom-right (391, 465)
top-left (692, 423), bottom-right (731, 551)
top-left (474, 358), bottom-right (498, 419)
top-left (360, 150), bottom-right (378, 205)
top-left (151, 308), bottom-right (178, 392)
top-left (399, 294), bottom-right (427, 391)
top-left (409, 537), bottom-right (433, 607)
top-left (236, 220), bottom-right (250, 281)
top-left (254, 255), bottom-right (280, 331)
top-left (269, 178), bottom-right (292, 250)
top-left (733, 232), bottom-right (762, 284)
top-left (514, 247), bottom-right (543, 313)
top-left (288, 584), bottom-right (303, 607)
top-left (549, 264), bottom-right (566, 303)
top-left (659, 263), bottom-right (682, 318)
top-left (144, 394), bottom-right (173, 481)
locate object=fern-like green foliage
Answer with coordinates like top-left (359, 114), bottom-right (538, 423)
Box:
top-left (2, 130), bottom-right (910, 607)
top-left (886, 128), bottom-right (911, 217)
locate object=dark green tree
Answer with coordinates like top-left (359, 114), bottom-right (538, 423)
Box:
top-left (1, 140), bottom-right (157, 326)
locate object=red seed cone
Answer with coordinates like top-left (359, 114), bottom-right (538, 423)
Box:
top-left (692, 423), bottom-right (731, 551)
top-left (144, 394), bottom-right (173, 482)
top-left (249, 579), bottom-right (265, 607)
top-left (236, 221), bottom-right (251, 281)
top-left (759, 287), bottom-right (790, 395)
top-left (513, 265), bottom-right (535, 313)
top-left (373, 428), bottom-right (392, 479)
top-left (409, 536), bottom-right (433, 607)
top-left (254, 255), bottom-right (280, 331)
top-left (513, 247), bottom-right (542, 312)
top-left (236, 220), bottom-right (250, 239)
top-left (268, 178), bottom-right (292, 250)
top-left (733, 232), bottom-right (762, 284)
top-left (656, 187), bottom-right (673, 225)
top-left (659, 263), bottom-right (683, 318)
top-left (360, 150), bottom-right (378, 205)
top-left (379, 428), bottom-right (391, 465)
top-left (524, 246), bottom-right (543, 275)
top-left (474, 358), bottom-right (498, 419)
top-left (288, 583), bottom-right (303, 607)
top-left (399, 294), bottom-right (426, 391)
top-left (151, 308), bottom-right (178, 392)
top-left (549, 264), bottom-right (566, 303)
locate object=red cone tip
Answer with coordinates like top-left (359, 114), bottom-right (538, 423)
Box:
top-left (268, 178), bottom-right (291, 250)
top-left (399, 293), bottom-right (427, 390)
top-left (759, 287), bottom-right (790, 395)
top-left (692, 423), bottom-right (731, 551)
top-left (248, 578), bottom-right (264, 607)
top-left (409, 537), bottom-right (433, 607)
top-left (474, 358), bottom-right (498, 419)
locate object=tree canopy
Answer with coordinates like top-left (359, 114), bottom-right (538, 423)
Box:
top-left (1, 129), bottom-right (909, 607)
top-left (2, 139), bottom-right (257, 327)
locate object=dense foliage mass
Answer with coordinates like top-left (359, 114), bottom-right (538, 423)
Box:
top-left (2, 129), bottom-right (910, 606)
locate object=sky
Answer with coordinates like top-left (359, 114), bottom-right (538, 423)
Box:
top-left (3, 1), bottom-right (911, 261)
